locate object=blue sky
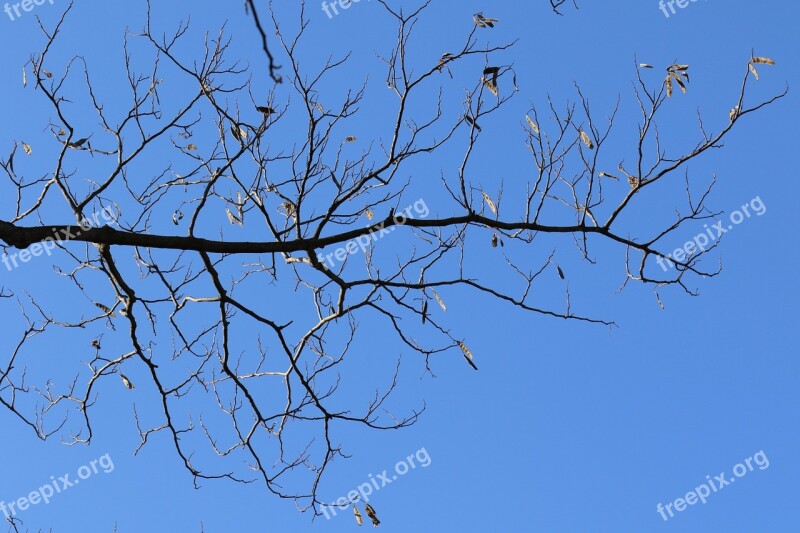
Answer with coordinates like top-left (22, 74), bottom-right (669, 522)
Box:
top-left (0, 0), bottom-right (798, 531)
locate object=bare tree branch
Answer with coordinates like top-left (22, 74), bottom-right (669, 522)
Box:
top-left (0, 0), bottom-right (786, 517)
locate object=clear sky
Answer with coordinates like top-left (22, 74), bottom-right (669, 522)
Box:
top-left (0, 0), bottom-right (798, 532)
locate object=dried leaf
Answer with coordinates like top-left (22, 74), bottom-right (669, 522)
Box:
top-left (226, 207), bottom-right (243, 226)
top-left (464, 115), bottom-right (481, 132)
top-left (437, 52), bottom-right (454, 72)
top-left (665, 76), bottom-right (673, 98)
top-left (473, 12), bottom-right (498, 28)
top-left (491, 234), bottom-right (498, 248)
top-left (22, 142), bottom-right (31, 155)
top-left (42, 69), bottom-right (53, 78)
top-left (556, 265), bottom-right (565, 280)
top-left (344, 136), bottom-right (357, 143)
top-left (752, 56), bottom-right (775, 65)
top-left (482, 66), bottom-right (499, 94)
top-left (364, 504), bottom-right (380, 527)
top-left (365, 208), bottom-right (374, 220)
top-left (94, 302), bottom-right (115, 317)
top-left (431, 289), bottom-right (447, 311)
top-left (120, 374), bottom-right (135, 390)
top-left (457, 341), bottom-right (478, 370)
top-left (748, 63), bottom-right (759, 80)
top-left (68, 137), bottom-right (89, 149)
top-left (639, 63), bottom-right (653, 69)
top-left (579, 130), bottom-right (594, 150)
top-left (187, 143), bottom-right (197, 151)
top-left (22, 68), bottom-right (26, 88)
top-left (481, 191), bottom-right (497, 215)
top-left (354, 506), bottom-right (363, 526)
top-left (281, 202), bottom-right (296, 218)
top-left (655, 289), bottom-right (666, 310)
top-left (669, 71), bottom-right (687, 93)
top-left (482, 77), bottom-right (499, 96)
top-left (525, 114), bottom-right (539, 134)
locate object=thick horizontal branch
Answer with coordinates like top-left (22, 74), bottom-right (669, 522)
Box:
top-left (0, 215), bottom-right (610, 255)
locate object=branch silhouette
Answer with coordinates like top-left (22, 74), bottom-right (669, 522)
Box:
top-left (0, 0), bottom-right (786, 517)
